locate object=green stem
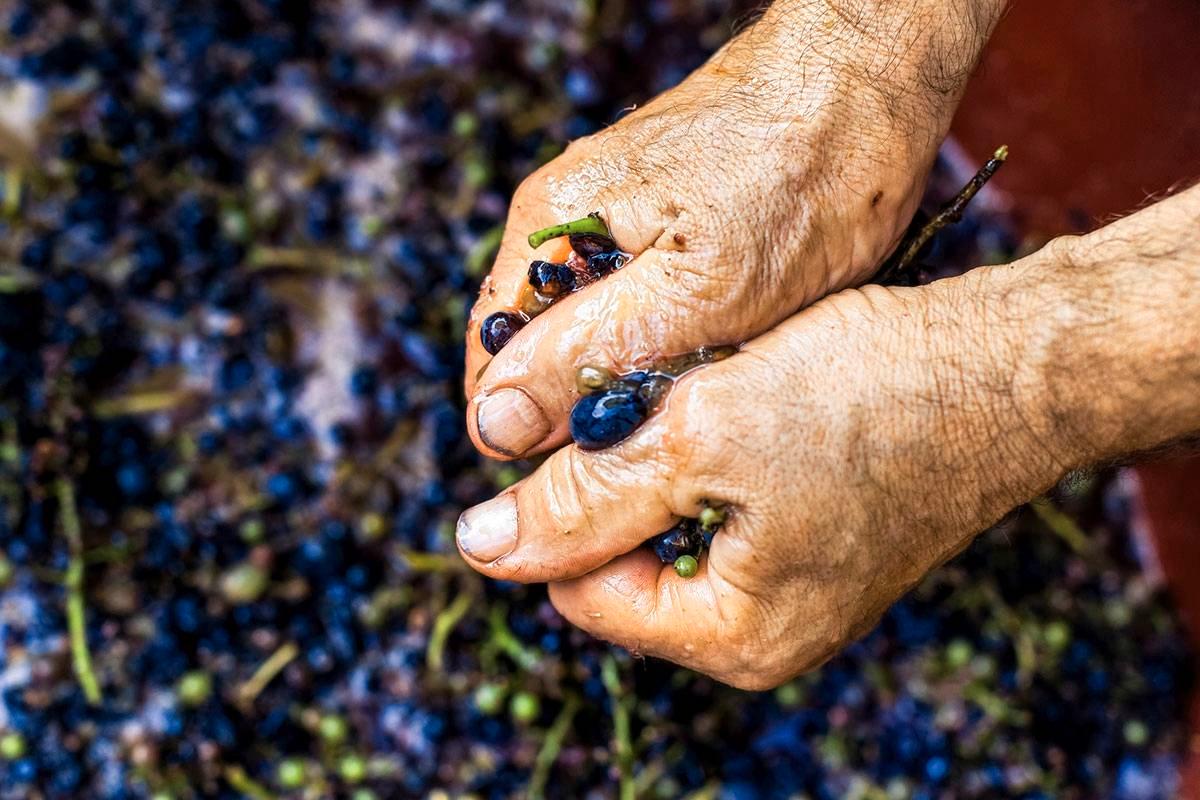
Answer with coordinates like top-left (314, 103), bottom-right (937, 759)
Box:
top-left (65, 561), bottom-right (101, 704)
top-left (527, 213), bottom-right (610, 249)
top-left (92, 389), bottom-right (195, 418)
top-left (1029, 497), bottom-right (1090, 555)
top-left (246, 246), bottom-right (373, 278)
top-left (426, 591), bottom-right (473, 672)
top-left (466, 224), bottom-right (505, 277)
top-left (528, 694), bottom-right (581, 800)
top-left (399, 550), bottom-right (471, 573)
top-left (634, 742), bottom-right (686, 796)
top-left (488, 606), bottom-right (542, 672)
top-left (682, 783), bottom-right (721, 800)
top-left (602, 654), bottom-right (636, 800)
top-left (237, 641), bottom-right (299, 705)
top-left (84, 538), bottom-right (144, 565)
top-left (223, 766), bottom-right (276, 800)
top-left (57, 479), bottom-right (101, 705)
top-left (3, 167), bottom-right (22, 218)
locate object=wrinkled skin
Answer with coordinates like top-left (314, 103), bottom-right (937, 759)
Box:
top-left (459, 189), bottom-right (1200, 689)
top-left (457, 0), bottom-right (1200, 690)
top-left (463, 0), bottom-right (1005, 459)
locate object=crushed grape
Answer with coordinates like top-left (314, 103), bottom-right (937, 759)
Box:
top-left (528, 260), bottom-right (577, 299)
top-left (652, 519), bottom-right (704, 564)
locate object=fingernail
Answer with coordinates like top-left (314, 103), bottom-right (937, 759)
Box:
top-left (476, 388), bottom-right (550, 456)
top-left (457, 494), bottom-right (518, 563)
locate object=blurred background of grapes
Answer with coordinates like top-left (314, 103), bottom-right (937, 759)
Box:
top-left (0, 2), bottom-right (1191, 798)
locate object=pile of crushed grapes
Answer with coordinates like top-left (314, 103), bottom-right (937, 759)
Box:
top-left (0, 2), bottom-right (1191, 799)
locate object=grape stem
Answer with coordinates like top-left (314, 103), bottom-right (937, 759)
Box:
top-left (246, 245), bottom-right (373, 278)
top-left (602, 654), bottom-right (636, 800)
top-left (236, 641), bottom-right (300, 706)
top-left (529, 694), bottom-right (582, 800)
top-left (223, 766), bottom-right (276, 800)
top-left (1029, 497), bottom-right (1091, 556)
top-left (426, 590), bottom-right (474, 672)
top-left (874, 145), bottom-right (1009, 285)
top-left (487, 606), bottom-right (542, 672)
top-left (397, 548), bottom-right (472, 573)
top-left (57, 479), bottom-right (102, 706)
top-left (527, 212), bottom-right (610, 249)
top-left (2, 167), bottom-right (21, 218)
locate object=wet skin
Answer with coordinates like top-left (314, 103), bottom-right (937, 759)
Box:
top-left (457, 0), bottom-right (1200, 689)
top-left (463, 0), bottom-right (1011, 460)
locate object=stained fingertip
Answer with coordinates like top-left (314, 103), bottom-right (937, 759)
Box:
top-left (474, 387), bottom-right (551, 458)
top-left (464, 230), bottom-right (573, 386)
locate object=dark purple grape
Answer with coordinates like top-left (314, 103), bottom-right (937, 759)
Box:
top-left (585, 250), bottom-right (629, 277)
top-left (651, 519), bottom-right (703, 564)
top-left (528, 260), bottom-right (577, 298)
top-left (480, 311), bottom-right (524, 355)
top-left (569, 385), bottom-right (647, 450)
top-left (568, 232), bottom-right (617, 258)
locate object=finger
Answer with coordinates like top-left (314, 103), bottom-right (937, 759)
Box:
top-left (463, 150), bottom-right (672, 402)
top-left (466, 244), bottom-right (757, 460)
top-left (454, 410), bottom-right (702, 582)
top-left (547, 546), bottom-right (769, 688)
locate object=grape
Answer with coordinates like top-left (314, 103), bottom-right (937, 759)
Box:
top-left (528, 260), bottom-right (577, 299)
top-left (569, 386), bottom-right (648, 450)
top-left (481, 311), bottom-right (525, 355)
top-left (651, 520), bottom-right (703, 564)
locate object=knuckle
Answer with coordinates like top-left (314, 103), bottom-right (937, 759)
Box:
top-left (710, 627), bottom-right (795, 691)
top-left (655, 257), bottom-right (722, 312)
top-left (546, 449), bottom-right (596, 537)
top-left (513, 168), bottom-right (553, 209)
top-left (666, 376), bottom-right (734, 477)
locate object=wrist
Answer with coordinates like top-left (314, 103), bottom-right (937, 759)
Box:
top-left (857, 264), bottom-right (1076, 533)
top-left (744, 0), bottom-right (1007, 130)
top-left (973, 189), bottom-right (1200, 477)
top-left (1030, 245), bottom-right (1200, 469)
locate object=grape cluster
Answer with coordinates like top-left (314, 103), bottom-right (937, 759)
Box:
top-left (0, 1), bottom-right (1188, 799)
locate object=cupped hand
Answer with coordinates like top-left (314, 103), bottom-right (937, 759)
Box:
top-left (457, 244), bottom-right (1081, 689)
top-left (463, 2), bottom-right (1002, 460)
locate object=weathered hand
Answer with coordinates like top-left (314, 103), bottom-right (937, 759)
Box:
top-left (463, 0), bottom-right (1006, 459)
top-left (456, 185), bottom-right (1200, 688)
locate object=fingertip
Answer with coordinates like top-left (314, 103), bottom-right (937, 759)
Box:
top-left (455, 492), bottom-right (519, 567)
top-left (463, 336), bottom-right (490, 402)
top-left (463, 227), bottom-right (573, 393)
top-left (471, 387), bottom-right (553, 460)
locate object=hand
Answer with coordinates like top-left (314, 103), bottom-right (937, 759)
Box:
top-left (456, 185), bottom-right (1200, 689)
top-left (463, 0), bottom-right (1007, 460)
